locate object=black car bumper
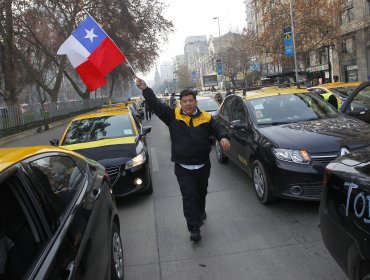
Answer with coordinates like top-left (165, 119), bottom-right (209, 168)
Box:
top-left (271, 160), bottom-right (325, 200)
top-left (107, 163), bottom-right (151, 197)
top-left (319, 205), bottom-right (361, 279)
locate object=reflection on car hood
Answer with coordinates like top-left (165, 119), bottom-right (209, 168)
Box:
top-left (74, 144), bottom-right (137, 165)
top-left (260, 116), bottom-right (370, 153)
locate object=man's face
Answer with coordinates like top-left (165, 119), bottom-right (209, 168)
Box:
top-left (180, 95), bottom-right (197, 115)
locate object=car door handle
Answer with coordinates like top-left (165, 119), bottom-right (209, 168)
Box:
top-left (92, 188), bottom-right (101, 200)
top-left (66, 261), bottom-right (75, 280)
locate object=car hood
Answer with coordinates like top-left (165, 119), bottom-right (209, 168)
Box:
top-left (260, 116), bottom-right (370, 153)
top-left (74, 143), bottom-right (137, 166)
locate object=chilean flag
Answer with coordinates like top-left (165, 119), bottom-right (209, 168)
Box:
top-left (57, 15), bottom-right (126, 91)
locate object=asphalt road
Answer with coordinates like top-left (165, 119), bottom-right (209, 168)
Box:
top-left (3, 115), bottom-right (347, 280)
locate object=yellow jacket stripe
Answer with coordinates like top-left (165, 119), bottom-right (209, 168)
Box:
top-left (175, 108), bottom-right (212, 127)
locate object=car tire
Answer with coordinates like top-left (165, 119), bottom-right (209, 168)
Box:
top-left (215, 140), bottom-right (228, 163)
top-left (111, 223), bottom-right (124, 280)
top-left (252, 160), bottom-right (275, 204)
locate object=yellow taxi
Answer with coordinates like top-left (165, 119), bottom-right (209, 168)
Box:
top-left (308, 82), bottom-right (361, 110)
top-left (0, 146), bottom-right (123, 279)
top-left (50, 107), bottom-right (153, 197)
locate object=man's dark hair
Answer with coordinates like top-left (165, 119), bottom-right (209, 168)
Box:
top-left (179, 89), bottom-right (197, 100)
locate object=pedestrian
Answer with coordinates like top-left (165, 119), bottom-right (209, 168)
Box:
top-left (143, 99), bottom-right (152, 120)
top-left (225, 88), bottom-right (233, 97)
top-left (214, 91), bottom-right (223, 104)
top-left (170, 92), bottom-right (177, 109)
top-left (136, 78), bottom-right (230, 242)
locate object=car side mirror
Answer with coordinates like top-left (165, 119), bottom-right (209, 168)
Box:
top-left (348, 107), bottom-right (366, 117)
top-left (50, 139), bottom-right (59, 146)
top-left (139, 126), bottom-right (152, 139)
top-left (230, 120), bottom-right (247, 130)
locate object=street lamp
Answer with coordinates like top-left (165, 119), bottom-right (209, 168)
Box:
top-left (289, 0), bottom-right (299, 83)
top-left (213, 16), bottom-right (223, 89)
top-left (213, 17), bottom-right (221, 39)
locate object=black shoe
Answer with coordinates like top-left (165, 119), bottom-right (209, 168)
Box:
top-left (200, 212), bottom-right (207, 221)
top-left (190, 230), bottom-right (201, 242)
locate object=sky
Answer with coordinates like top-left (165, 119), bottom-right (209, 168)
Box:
top-left (140, 0), bottom-right (247, 81)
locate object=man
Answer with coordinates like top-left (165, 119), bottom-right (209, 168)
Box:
top-left (143, 99), bottom-right (152, 120)
top-left (169, 92), bottom-right (177, 109)
top-left (136, 78), bottom-right (230, 242)
top-left (225, 88), bottom-right (234, 97)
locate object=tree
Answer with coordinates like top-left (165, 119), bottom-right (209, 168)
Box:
top-left (0, 0), bottom-right (173, 107)
top-left (174, 64), bottom-right (195, 90)
top-left (250, 0), bottom-right (343, 73)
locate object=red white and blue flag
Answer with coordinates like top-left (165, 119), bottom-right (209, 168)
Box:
top-left (57, 15), bottom-right (126, 91)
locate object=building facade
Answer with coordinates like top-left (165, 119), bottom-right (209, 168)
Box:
top-left (184, 36), bottom-right (208, 71)
top-left (338, 0), bottom-right (370, 82)
top-left (244, 0), bottom-right (370, 84)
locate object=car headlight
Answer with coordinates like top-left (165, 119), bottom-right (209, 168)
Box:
top-left (125, 151), bottom-right (146, 170)
top-left (272, 148), bottom-right (311, 164)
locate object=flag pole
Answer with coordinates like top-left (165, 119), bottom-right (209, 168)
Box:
top-left (125, 58), bottom-right (138, 77)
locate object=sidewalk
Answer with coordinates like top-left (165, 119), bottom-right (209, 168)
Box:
top-left (0, 117), bottom-right (72, 146)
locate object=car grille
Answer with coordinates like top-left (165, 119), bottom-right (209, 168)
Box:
top-left (105, 165), bottom-right (121, 186)
top-left (302, 185), bottom-right (323, 198)
top-left (311, 155), bottom-right (337, 166)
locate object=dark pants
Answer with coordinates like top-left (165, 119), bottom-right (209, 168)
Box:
top-left (174, 162), bottom-right (211, 232)
top-left (145, 108), bottom-right (151, 120)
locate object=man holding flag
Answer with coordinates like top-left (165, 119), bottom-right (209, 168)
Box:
top-left (136, 78), bottom-right (230, 242)
top-left (57, 15), bottom-right (125, 91)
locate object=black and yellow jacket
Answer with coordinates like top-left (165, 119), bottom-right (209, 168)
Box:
top-left (143, 88), bottom-right (228, 165)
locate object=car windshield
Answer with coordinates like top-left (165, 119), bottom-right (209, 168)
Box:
top-left (329, 86), bottom-right (357, 98)
top-left (197, 99), bottom-right (219, 112)
top-left (62, 114), bottom-right (136, 145)
top-left (247, 93), bottom-right (339, 126)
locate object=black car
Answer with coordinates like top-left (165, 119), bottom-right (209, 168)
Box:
top-left (0, 146), bottom-right (123, 280)
top-left (55, 107), bottom-right (153, 198)
top-left (214, 87), bottom-right (370, 203)
top-left (341, 81), bottom-right (370, 124)
top-left (320, 149), bottom-right (370, 280)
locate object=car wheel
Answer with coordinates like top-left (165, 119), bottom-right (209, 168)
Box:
top-left (252, 160), bottom-right (274, 204)
top-left (215, 140), bottom-right (228, 163)
top-left (111, 223), bottom-right (124, 280)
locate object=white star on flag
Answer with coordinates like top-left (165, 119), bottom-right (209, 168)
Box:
top-left (84, 28), bottom-right (98, 42)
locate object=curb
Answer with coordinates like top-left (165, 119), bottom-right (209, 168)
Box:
top-left (0, 118), bottom-right (72, 146)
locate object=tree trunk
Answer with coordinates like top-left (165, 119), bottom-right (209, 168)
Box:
top-left (3, 0), bottom-right (18, 106)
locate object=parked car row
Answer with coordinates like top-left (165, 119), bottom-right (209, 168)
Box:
top-left (213, 81), bottom-right (370, 280)
top-left (0, 100), bottom-right (156, 279)
top-left (0, 147), bottom-right (123, 279)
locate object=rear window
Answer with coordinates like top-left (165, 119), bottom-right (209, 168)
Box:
top-left (329, 86), bottom-right (357, 98)
top-left (197, 99), bottom-right (219, 112)
top-left (62, 114), bottom-right (136, 145)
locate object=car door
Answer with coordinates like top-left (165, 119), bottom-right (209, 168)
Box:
top-left (340, 81), bottom-right (370, 124)
top-left (23, 153), bottom-right (112, 280)
top-left (229, 97), bottom-right (252, 172)
top-left (216, 95), bottom-right (236, 160)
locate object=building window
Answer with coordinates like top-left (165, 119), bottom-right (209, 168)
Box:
top-left (341, 7), bottom-right (355, 24)
top-left (348, 7), bottom-right (354, 21)
top-left (342, 37), bottom-right (354, 54)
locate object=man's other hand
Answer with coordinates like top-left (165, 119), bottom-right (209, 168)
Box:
top-left (220, 138), bottom-right (230, 151)
top-left (136, 78), bottom-right (148, 90)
